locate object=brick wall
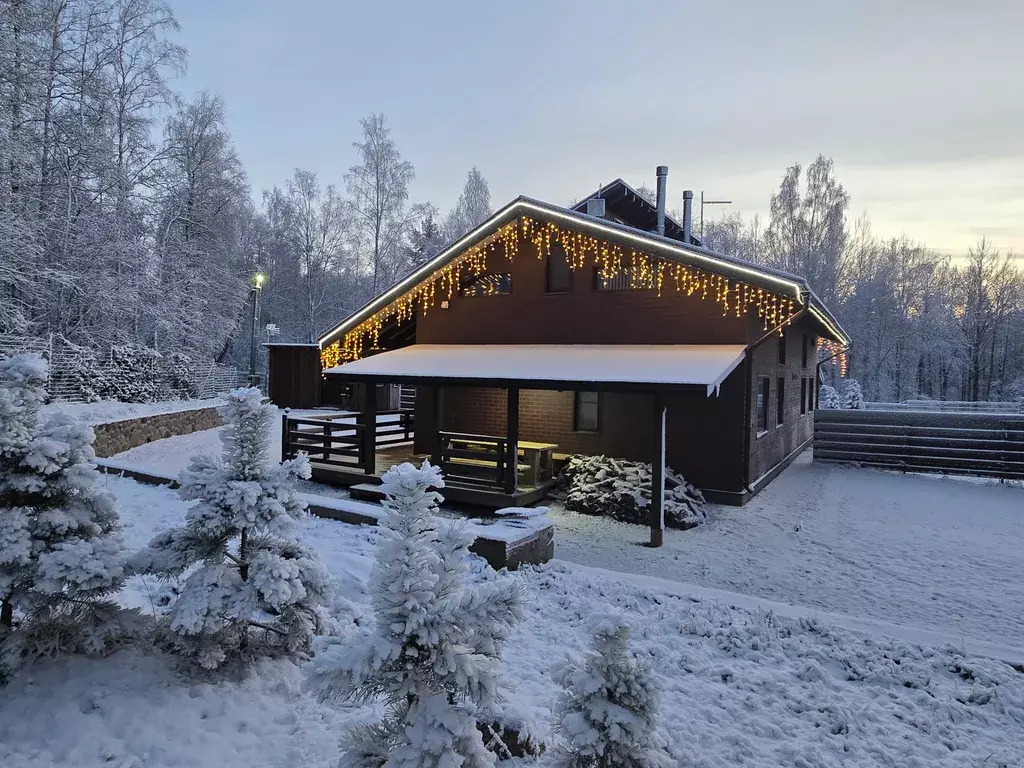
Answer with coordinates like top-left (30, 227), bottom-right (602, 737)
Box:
top-left (441, 387), bottom-right (655, 459)
top-left (747, 318), bottom-right (818, 481)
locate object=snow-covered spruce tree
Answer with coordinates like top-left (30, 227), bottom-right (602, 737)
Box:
top-left (553, 614), bottom-right (672, 768)
top-left (309, 461), bottom-right (524, 768)
top-left (0, 354), bottom-right (128, 681)
top-left (842, 379), bottom-right (866, 410)
top-left (817, 383), bottom-right (841, 410)
top-left (132, 387), bottom-right (334, 670)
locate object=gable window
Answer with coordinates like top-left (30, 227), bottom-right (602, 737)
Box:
top-left (800, 378), bottom-right (807, 415)
top-left (776, 377), bottom-right (785, 426)
top-left (778, 333), bottom-right (787, 365)
top-left (801, 334), bottom-right (809, 368)
top-left (546, 243), bottom-right (572, 293)
top-left (594, 264), bottom-right (636, 291)
top-left (573, 391), bottom-right (601, 432)
top-left (756, 377), bottom-right (770, 434)
top-left (460, 273), bottom-right (511, 297)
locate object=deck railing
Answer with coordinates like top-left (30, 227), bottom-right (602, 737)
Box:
top-left (437, 431), bottom-right (508, 490)
top-left (282, 409), bottom-right (415, 472)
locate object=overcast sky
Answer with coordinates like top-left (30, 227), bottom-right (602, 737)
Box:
top-left (172, 0), bottom-right (1023, 258)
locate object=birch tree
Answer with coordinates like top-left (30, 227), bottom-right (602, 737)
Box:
top-left (346, 113), bottom-right (418, 297)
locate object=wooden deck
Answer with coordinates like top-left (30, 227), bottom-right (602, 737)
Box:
top-left (308, 444), bottom-right (555, 509)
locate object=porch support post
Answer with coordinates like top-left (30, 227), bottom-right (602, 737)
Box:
top-left (650, 392), bottom-right (666, 547)
top-left (504, 385), bottom-right (520, 495)
top-left (280, 407), bottom-right (290, 463)
top-left (361, 380), bottom-right (377, 475)
top-left (430, 383), bottom-right (443, 466)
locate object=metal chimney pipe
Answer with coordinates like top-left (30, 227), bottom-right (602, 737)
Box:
top-left (655, 166), bottom-right (668, 235)
top-left (682, 189), bottom-right (694, 244)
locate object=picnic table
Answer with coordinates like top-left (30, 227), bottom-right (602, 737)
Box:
top-left (449, 437), bottom-right (559, 486)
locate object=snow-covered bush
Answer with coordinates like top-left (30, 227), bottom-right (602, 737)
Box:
top-left (132, 387), bottom-right (333, 670)
top-left (0, 354), bottom-right (129, 681)
top-left (842, 379), bottom-right (866, 410)
top-left (162, 352), bottom-right (196, 400)
top-left (557, 455), bottom-right (706, 529)
top-left (309, 461), bottom-right (525, 767)
top-left (98, 344), bottom-right (166, 402)
top-left (817, 384), bottom-right (841, 410)
top-left (552, 613), bottom-right (671, 768)
top-left (50, 337), bottom-right (106, 403)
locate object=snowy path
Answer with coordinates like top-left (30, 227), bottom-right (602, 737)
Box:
top-left (550, 451), bottom-right (1024, 648)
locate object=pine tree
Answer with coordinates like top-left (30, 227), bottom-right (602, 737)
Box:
top-left (842, 379), bottom-right (866, 409)
top-left (132, 387), bottom-right (334, 669)
top-left (0, 354), bottom-right (128, 681)
top-left (818, 383), bottom-right (841, 410)
top-left (309, 461), bottom-right (524, 768)
top-left (553, 614), bottom-right (672, 768)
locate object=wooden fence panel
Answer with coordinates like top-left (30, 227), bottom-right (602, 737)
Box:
top-left (813, 409), bottom-right (1024, 480)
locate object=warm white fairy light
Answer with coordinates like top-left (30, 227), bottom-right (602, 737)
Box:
top-left (321, 216), bottom-right (805, 367)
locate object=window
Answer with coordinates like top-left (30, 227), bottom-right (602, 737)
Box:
top-left (800, 378), bottom-right (807, 415)
top-left (460, 273), bottom-right (511, 297)
top-left (574, 391), bottom-right (601, 432)
top-left (802, 334), bottom-right (809, 368)
top-left (594, 264), bottom-right (636, 291)
top-left (778, 332), bottom-right (787, 365)
top-left (546, 243), bottom-right (572, 293)
top-left (756, 377), bottom-right (770, 434)
top-left (808, 377), bottom-right (816, 412)
top-left (776, 377), bottom-right (785, 426)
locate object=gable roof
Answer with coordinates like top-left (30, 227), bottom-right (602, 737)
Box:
top-left (572, 178), bottom-right (700, 246)
top-left (318, 195), bottom-right (850, 349)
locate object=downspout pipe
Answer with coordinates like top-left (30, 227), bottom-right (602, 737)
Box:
top-left (814, 346), bottom-right (849, 407)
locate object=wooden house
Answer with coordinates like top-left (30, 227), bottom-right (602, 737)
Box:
top-left (268, 169), bottom-right (849, 545)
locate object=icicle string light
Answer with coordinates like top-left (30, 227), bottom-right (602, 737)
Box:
top-left (818, 338), bottom-right (849, 376)
top-left (322, 216), bottom-right (800, 365)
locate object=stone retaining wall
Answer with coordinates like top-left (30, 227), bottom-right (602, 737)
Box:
top-left (92, 407), bottom-right (222, 457)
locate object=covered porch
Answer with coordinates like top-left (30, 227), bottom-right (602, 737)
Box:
top-left (280, 391), bottom-right (558, 508)
top-left (303, 343), bottom-right (747, 544)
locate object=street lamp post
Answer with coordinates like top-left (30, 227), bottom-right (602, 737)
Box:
top-left (248, 271), bottom-right (266, 387)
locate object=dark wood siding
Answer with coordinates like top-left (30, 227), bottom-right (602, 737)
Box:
top-left (747, 316), bottom-right (818, 481)
top-left (267, 346), bottom-right (322, 409)
top-left (416, 237), bottom-right (761, 346)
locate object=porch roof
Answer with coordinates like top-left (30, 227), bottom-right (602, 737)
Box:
top-left (324, 344), bottom-right (747, 396)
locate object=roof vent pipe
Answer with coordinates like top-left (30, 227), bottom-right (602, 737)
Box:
top-left (655, 165), bottom-right (668, 235)
top-left (682, 189), bottom-right (694, 244)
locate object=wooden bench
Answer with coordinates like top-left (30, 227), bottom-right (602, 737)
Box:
top-left (451, 440), bottom-right (555, 485)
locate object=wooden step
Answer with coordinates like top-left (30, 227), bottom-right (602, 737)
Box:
top-left (349, 483), bottom-right (387, 502)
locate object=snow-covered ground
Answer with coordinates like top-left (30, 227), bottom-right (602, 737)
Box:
top-left (42, 398), bottom-right (223, 425)
top-left (550, 451), bottom-right (1024, 649)
top-left (2, 475), bottom-right (1022, 767)
top-left (115, 427), bottom-right (1024, 651)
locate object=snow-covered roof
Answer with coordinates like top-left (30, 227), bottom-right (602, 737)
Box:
top-left (316, 196), bottom-right (850, 349)
top-left (324, 344), bottom-right (747, 396)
